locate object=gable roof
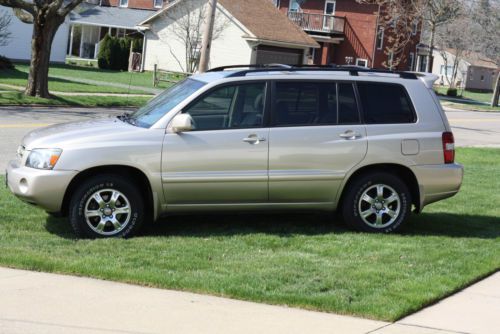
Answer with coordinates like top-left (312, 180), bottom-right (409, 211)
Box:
top-left (71, 6), bottom-right (155, 30)
top-left (139, 0), bottom-right (319, 48)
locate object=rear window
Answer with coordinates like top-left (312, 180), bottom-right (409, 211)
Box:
top-left (357, 82), bottom-right (416, 124)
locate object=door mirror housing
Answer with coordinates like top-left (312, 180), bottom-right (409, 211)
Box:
top-left (171, 114), bottom-right (194, 133)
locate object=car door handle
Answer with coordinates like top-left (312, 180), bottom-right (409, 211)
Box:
top-left (339, 130), bottom-right (362, 140)
top-left (243, 134), bottom-right (266, 144)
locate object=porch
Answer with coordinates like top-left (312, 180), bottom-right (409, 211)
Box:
top-left (288, 12), bottom-right (346, 35)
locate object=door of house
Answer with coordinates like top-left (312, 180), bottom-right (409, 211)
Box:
top-left (323, 1), bottom-right (336, 30)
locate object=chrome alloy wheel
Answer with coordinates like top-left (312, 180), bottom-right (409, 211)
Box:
top-left (358, 184), bottom-right (401, 228)
top-left (84, 189), bottom-right (131, 236)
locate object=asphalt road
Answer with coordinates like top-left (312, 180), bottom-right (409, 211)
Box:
top-left (0, 106), bottom-right (499, 171)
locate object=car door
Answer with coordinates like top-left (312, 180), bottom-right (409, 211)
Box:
top-left (268, 81), bottom-right (367, 204)
top-left (162, 81), bottom-right (269, 205)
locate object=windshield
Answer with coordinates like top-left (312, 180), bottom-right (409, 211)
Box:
top-left (126, 78), bottom-right (206, 128)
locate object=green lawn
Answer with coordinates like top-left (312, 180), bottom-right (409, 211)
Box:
top-left (0, 148), bottom-right (498, 321)
top-left (9, 63), bottom-right (173, 90)
top-left (434, 86), bottom-right (494, 103)
top-left (0, 91), bottom-right (151, 107)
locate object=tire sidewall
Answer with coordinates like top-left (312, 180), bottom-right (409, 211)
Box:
top-left (343, 173), bottom-right (411, 233)
top-left (69, 175), bottom-right (143, 238)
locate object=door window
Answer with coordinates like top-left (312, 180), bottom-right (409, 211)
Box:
top-left (272, 81), bottom-right (360, 127)
top-left (183, 83), bottom-right (266, 131)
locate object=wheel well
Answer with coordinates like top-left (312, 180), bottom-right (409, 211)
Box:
top-left (338, 164), bottom-right (421, 212)
top-left (60, 165), bottom-right (154, 218)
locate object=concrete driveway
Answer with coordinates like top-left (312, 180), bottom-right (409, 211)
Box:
top-left (1, 106), bottom-right (499, 171)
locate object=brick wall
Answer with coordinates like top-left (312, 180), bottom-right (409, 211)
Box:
top-left (101, 0), bottom-right (161, 10)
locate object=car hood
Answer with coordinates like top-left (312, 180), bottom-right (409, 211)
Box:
top-left (22, 117), bottom-right (140, 149)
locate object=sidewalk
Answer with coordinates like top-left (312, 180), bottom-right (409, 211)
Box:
top-left (0, 268), bottom-right (498, 334)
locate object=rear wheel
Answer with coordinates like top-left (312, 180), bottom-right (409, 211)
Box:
top-left (342, 172), bottom-right (411, 233)
top-left (69, 175), bottom-right (144, 238)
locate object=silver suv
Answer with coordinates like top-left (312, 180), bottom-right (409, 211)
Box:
top-left (6, 65), bottom-right (463, 238)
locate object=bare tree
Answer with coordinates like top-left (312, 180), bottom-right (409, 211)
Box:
top-left (0, 0), bottom-right (83, 97)
top-left (358, 0), bottom-right (421, 70)
top-left (154, 0), bottom-right (227, 73)
top-left (0, 9), bottom-right (11, 47)
top-left (416, 0), bottom-right (461, 73)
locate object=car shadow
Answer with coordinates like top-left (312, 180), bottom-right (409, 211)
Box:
top-left (45, 211), bottom-right (500, 240)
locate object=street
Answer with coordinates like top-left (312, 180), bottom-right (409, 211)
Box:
top-left (0, 106), bottom-right (499, 170)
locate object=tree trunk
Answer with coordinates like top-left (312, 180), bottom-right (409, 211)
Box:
top-left (492, 73), bottom-right (500, 107)
top-left (25, 13), bottom-right (63, 98)
top-left (425, 23), bottom-right (435, 73)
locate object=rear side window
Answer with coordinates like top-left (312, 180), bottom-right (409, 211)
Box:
top-left (357, 82), bottom-right (416, 124)
top-left (273, 81), bottom-right (360, 126)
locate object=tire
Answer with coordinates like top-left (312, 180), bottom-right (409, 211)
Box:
top-left (69, 174), bottom-right (144, 238)
top-left (341, 172), bottom-right (411, 233)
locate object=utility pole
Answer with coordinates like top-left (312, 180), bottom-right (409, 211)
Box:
top-left (198, 0), bottom-right (218, 73)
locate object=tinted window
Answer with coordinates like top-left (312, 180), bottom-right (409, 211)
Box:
top-left (273, 82), bottom-right (359, 126)
top-left (357, 83), bottom-right (416, 124)
top-left (184, 83), bottom-right (266, 131)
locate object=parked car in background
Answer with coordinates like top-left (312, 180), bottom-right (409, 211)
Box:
top-left (6, 65), bottom-right (463, 238)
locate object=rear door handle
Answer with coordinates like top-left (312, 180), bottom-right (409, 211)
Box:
top-left (243, 134), bottom-right (266, 144)
top-left (339, 130), bottom-right (362, 140)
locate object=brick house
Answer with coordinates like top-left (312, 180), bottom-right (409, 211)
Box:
top-left (273, 0), bottom-right (421, 70)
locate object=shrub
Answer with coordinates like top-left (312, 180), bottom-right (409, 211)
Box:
top-left (0, 55), bottom-right (13, 70)
top-left (446, 88), bottom-right (458, 97)
top-left (97, 34), bottom-right (112, 69)
top-left (98, 35), bottom-right (131, 71)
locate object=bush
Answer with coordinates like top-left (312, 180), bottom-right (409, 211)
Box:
top-left (0, 55), bottom-right (13, 70)
top-left (98, 35), bottom-right (131, 71)
top-left (446, 88), bottom-right (458, 97)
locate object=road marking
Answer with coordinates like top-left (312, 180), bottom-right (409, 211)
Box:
top-left (0, 123), bottom-right (53, 128)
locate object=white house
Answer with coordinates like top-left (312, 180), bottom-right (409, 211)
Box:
top-left (0, 8), bottom-right (70, 63)
top-left (138, 0), bottom-right (319, 73)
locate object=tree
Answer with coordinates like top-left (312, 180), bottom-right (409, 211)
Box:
top-left (357, 0), bottom-right (421, 70)
top-left (0, 8), bottom-right (11, 47)
top-left (417, 0), bottom-right (461, 73)
top-left (153, 0), bottom-right (227, 73)
top-left (0, 0), bottom-right (83, 98)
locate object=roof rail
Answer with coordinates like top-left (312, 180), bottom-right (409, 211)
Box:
top-left (207, 64), bottom-right (418, 80)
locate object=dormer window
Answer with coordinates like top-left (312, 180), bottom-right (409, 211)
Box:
top-left (154, 0), bottom-right (163, 8)
top-left (119, 0), bottom-right (128, 7)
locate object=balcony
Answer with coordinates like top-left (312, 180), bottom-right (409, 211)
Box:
top-left (288, 12), bottom-right (345, 34)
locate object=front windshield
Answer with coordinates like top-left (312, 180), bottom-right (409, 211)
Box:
top-left (127, 78), bottom-right (206, 128)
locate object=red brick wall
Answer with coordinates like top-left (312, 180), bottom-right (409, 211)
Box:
top-left (101, 0), bottom-right (160, 10)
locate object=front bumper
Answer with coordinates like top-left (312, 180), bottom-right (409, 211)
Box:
top-left (411, 163), bottom-right (464, 209)
top-left (6, 160), bottom-right (77, 213)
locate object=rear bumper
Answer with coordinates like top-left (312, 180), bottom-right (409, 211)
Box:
top-left (6, 160), bottom-right (77, 213)
top-left (411, 163), bottom-right (464, 209)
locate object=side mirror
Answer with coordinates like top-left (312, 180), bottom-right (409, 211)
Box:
top-left (171, 114), bottom-right (194, 133)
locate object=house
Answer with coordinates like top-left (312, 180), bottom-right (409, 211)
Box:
top-left (138, 0), bottom-right (319, 72)
top-left (68, 0), bottom-right (164, 64)
top-left (429, 48), bottom-right (499, 92)
top-left (273, 0), bottom-right (421, 70)
top-left (0, 8), bottom-right (70, 63)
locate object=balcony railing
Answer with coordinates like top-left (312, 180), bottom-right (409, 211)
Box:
top-left (288, 12), bottom-right (345, 34)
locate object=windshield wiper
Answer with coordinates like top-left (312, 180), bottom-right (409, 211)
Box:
top-left (117, 112), bottom-right (137, 126)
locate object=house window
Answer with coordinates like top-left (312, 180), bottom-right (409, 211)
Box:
top-left (412, 21), bottom-right (418, 35)
top-left (119, 0), bottom-right (128, 7)
top-left (272, 0), bottom-right (280, 7)
top-left (408, 52), bottom-right (415, 71)
top-left (376, 26), bottom-right (384, 50)
top-left (480, 75), bottom-right (485, 81)
top-left (289, 0), bottom-right (301, 12)
top-left (440, 65), bottom-right (453, 78)
top-left (154, 0), bottom-right (163, 8)
top-left (356, 58), bottom-right (368, 67)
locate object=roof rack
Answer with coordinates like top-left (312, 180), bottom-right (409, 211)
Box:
top-left (207, 64), bottom-right (418, 80)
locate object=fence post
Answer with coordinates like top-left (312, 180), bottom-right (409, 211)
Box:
top-left (153, 64), bottom-right (157, 87)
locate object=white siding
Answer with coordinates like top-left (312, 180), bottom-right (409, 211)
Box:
top-left (143, 0), bottom-right (252, 72)
top-left (0, 9), bottom-right (69, 63)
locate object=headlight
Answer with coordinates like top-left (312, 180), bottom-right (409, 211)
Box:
top-left (25, 149), bottom-right (62, 170)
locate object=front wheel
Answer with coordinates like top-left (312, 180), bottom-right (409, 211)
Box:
top-left (342, 172), bottom-right (411, 233)
top-left (69, 175), bottom-right (144, 238)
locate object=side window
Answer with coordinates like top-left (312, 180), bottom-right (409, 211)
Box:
top-left (338, 83), bottom-right (360, 124)
top-left (183, 83), bottom-right (266, 131)
top-left (273, 81), bottom-right (359, 127)
top-left (357, 82), bottom-right (416, 124)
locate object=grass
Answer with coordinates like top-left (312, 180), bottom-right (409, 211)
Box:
top-left (0, 148), bottom-right (499, 321)
top-left (9, 62), bottom-right (173, 90)
top-left (434, 86), bottom-right (495, 103)
top-left (0, 91), bottom-right (151, 107)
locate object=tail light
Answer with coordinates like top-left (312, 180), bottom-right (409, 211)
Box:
top-left (442, 132), bottom-right (455, 164)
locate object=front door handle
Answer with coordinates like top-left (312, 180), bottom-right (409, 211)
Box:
top-left (339, 130), bottom-right (362, 140)
top-left (243, 134), bottom-right (266, 144)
